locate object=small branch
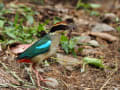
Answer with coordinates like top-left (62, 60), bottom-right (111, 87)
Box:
top-left (24, 64), bottom-right (36, 86)
top-left (0, 83), bottom-right (36, 88)
top-left (100, 77), bottom-right (111, 90)
top-left (81, 63), bottom-right (86, 72)
top-left (0, 62), bottom-right (50, 89)
top-left (10, 71), bottom-right (24, 83)
top-left (0, 61), bottom-right (24, 83)
top-left (100, 58), bottom-right (118, 90)
top-left (0, 83), bottom-right (49, 89)
top-left (50, 56), bottom-right (83, 65)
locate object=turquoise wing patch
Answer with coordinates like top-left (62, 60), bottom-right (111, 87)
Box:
top-left (36, 40), bottom-right (51, 49)
top-left (16, 34), bottom-right (51, 59)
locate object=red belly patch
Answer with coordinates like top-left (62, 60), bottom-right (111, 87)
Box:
top-left (17, 59), bottom-right (32, 63)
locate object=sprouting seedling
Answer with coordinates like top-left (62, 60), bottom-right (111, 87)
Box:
top-left (60, 35), bottom-right (77, 56)
top-left (81, 57), bottom-right (104, 72)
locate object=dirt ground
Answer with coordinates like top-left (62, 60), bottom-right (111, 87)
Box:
top-left (0, 0), bottom-right (120, 90)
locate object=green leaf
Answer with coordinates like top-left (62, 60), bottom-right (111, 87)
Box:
top-left (61, 35), bottom-right (68, 41)
top-left (116, 26), bottom-right (120, 32)
top-left (115, 17), bottom-right (119, 23)
top-left (6, 40), bottom-right (17, 45)
top-left (90, 11), bottom-right (100, 16)
top-left (53, 17), bottom-right (62, 24)
top-left (76, 1), bottom-right (101, 10)
top-left (60, 35), bottom-right (69, 54)
top-left (0, 3), bottom-right (4, 10)
top-left (69, 39), bottom-right (76, 49)
top-left (89, 3), bottom-right (101, 8)
top-left (14, 13), bottom-right (19, 25)
top-left (0, 20), bottom-right (4, 28)
top-left (76, 0), bottom-right (90, 10)
top-left (38, 23), bottom-right (45, 32)
top-left (26, 15), bottom-right (34, 25)
top-left (5, 28), bottom-right (17, 39)
top-left (78, 47), bottom-right (84, 52)
top-left (44, 19), bottom-right (50, 25)
top-left (83, 57), bottom-right (104, 68)
top-left (60, 35), bottom-right (78, 55)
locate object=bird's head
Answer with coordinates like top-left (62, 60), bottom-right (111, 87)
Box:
top-left (49, 19), bottom-right (75, 34)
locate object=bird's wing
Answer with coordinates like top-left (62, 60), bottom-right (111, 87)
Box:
top-left (16, 34), bottom-right (51, 60)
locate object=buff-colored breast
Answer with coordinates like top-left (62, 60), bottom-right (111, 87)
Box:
top-left (31, 34), bottom-right (61, 64)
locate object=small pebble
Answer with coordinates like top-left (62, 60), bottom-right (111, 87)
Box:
top-left (88, 40), bottom-right (100, 47)
top-left (45, 77), bottom-right (59, 88)
top-left (92, 23), bottom-right (115, 32)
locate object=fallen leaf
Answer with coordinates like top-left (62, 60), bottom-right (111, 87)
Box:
top-left (91, 23), bottom-right (115, 32)
top-left (11, 44), bottom-right (32, 54)
top-left (55, 53), bottom-right (82, 71)
top-left (89, 32), bottom-right (118, 42)
top-left (56, 53), bottom-right (82, 66)
top-left (88, 40), bottom-right (100, 47)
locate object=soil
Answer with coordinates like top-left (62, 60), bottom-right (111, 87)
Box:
top-left (0, 0), bottom-right (120, 90)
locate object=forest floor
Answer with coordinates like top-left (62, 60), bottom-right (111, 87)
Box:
top-left (0, 0), bottom-right (120, 90)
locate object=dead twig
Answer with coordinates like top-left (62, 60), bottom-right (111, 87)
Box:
top-left (0, 61), bottom-right (24, 83)
top-left (0, 80), bottom-right (49, 89)
top-left (61, 79), bottom-right (69, 89)
top-left (24, 64), bottom-right (36, 86)
top-left (0, 83), bottom-right (36, 88)
top-left (51, 56), bottom-right (83, 65)
top-left (100, 58), bottom-right (118, 90)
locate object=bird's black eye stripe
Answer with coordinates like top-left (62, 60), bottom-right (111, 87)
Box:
top-left (50, 25), bottom-right (69, 32)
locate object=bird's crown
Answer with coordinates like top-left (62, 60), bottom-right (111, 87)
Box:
top-left (50, 19), bottom-right (75, 33)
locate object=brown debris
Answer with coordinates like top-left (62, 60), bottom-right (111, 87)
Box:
top-left (11, 44), bottom-right (32, 54)
top-left (89, 32), bottom-right (118, 42)
top-left (56, 53), bottom-right (82, 66)
top-left (0, 0), bottom-right (120, 90)
top-left (0, 68), bottom-right (19, 85)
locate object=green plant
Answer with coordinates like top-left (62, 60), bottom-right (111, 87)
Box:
top-left (116, 26), bottom-right (120, 32)
top-left (0, 5), bottom-right (47, 45)
top-left (60, 35), bottom-right (77, 56)
top-left (83, 57), bottom-right (104, 69)
top-left (89, 11), bottom-right (100, 16)
top-left (31, 0), bottom-right (45, 5)
top-left (76, 0), bottom-right (89, 10)
top-left (76, 0), bottom-right (101, 16)
top-left (53, 17), bottom-right (62, 24)
top-left (76, 0), bottom-right (101, 10)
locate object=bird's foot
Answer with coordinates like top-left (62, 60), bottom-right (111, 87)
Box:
top-left (39, 74), bottom-right (51, 82)
top-left (32, 68), bottom-right (51, 89)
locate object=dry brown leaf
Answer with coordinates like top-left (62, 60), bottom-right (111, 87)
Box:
top-left (89, 32), bottom-right (118, 42)
top-left (56, 53), bottom-right (82, 66)
top-left (11, 44), bottom-right (32, 54)
top-left (55, 53), bottom-right (82, 71)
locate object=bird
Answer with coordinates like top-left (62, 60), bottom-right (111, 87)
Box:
top-left (16, 21), bottom-right (73, 88)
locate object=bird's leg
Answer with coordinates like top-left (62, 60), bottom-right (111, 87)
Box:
top-left (32, 64), bottom-right (51, 87)
top-left (32, 64), bottom-right (50, 88)
top-left (32, 65), bottom-right (41, 88)
top-left (38, 73), bottom-right (49, 82)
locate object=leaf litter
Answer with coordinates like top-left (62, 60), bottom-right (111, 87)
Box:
top-left (0, 0), bottom-right (120, 90)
